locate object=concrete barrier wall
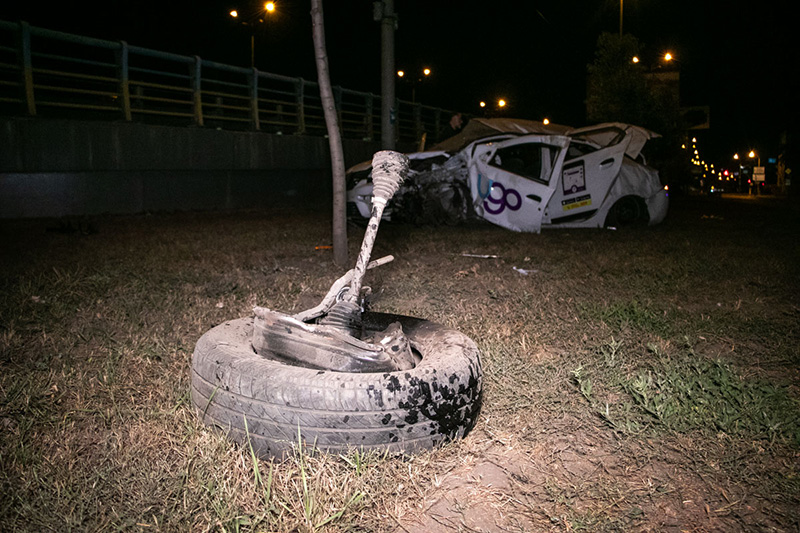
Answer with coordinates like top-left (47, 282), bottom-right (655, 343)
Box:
top-left (0, 117), bottom-right (391, 218)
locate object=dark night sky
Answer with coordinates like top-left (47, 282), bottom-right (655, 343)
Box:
top-left (2, 1), bottom-right (796, 167)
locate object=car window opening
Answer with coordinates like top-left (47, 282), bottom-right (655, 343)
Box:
top-left (489, 143), bottom-right (548, 184)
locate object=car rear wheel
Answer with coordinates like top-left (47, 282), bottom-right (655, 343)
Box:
top-left (606, 196), bottom-right (647, 227)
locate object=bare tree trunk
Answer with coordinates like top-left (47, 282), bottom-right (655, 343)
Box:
top-left (311, 0), bottom-right (348, 268)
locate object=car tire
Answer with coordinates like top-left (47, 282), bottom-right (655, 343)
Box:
top-left (605, 195), bottom-right (647, 227)
top-left (191, 312), bottom-right (483, 458)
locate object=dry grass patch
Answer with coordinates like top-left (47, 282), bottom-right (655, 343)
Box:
top-left (2, 197), bottom-right (799, 532)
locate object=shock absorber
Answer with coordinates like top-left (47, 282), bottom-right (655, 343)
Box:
top-left (320, 150), bottom-right (408, 336)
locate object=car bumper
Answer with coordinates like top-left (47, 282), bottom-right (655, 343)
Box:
top-left (646, 189), bottom-right (669, 225)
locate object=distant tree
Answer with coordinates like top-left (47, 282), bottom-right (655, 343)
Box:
top-left (586, 33), bottom-right (648, 126)
top-left (587, 32), bottom-right (688, 188)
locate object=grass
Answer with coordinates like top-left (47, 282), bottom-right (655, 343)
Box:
top-left (572, 338), bottom-right (800, 443)
top-left (1, 196), bottom-right (799, 531)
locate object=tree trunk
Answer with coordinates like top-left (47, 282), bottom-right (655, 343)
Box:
top-left (311, 0), bottom-right (348, 267)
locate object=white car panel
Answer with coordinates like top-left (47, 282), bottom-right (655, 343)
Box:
top-left (469, 135), bottom-right (569, 233)
top-left (345, 119), bottom-right (668, 232)
top-left (545, 132), bottom-right (631, 227)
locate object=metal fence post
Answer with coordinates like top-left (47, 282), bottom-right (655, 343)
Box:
top-left (250, 68), bottom-right (260, 131)
top-left (413, 103), bottom-right (422, 144)
top-left (117, 41), bottom-right (132, 121)
top-left (333, 85), bottom-right (342, 132)
top-left (18, 22), bottom-right (36, 116)
top-left (191, 56), bottom-right (203, 126)
top-left (295, 78), bottom-right (306, 135)
top-left (393, 97), bottom-right (399, 143)
top-left (365, 93), bottom-right (374, 141)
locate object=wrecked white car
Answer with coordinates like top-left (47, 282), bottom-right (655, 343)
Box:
top-left (346, 118), bottom-right (669, 232)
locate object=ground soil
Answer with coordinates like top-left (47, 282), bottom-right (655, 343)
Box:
top-left (377, 194), bottom-right (800, 532)
top-left (1, 192), bottom-right (798, 532)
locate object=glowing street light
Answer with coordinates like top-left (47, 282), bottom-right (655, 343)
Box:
top-left (479, 101), bottom-right (486, 108)
top-left (633, 52), bottom-right (677, 71)
top-left (543, 118), bottom-right (550, 125)
top-left (397, 67), bottom-right (430, 80)
top-left (396, 67), bottom-right (433, 102)
top-left (497, 99), bottom-right (507, 108)
top-left (230, 2), bottom-right (278, 68)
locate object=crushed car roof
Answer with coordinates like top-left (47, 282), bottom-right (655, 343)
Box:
top-left (346, 118), bottom-right (661, 174)
top-left (346, 118), bottom-right (572, 174)
top-left (567, 122), bottom-right (660, 160)
top-left (428, 118), bottom-right (572, 153)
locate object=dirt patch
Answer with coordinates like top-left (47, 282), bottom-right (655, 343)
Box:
top-left (400, 422), bottom-right (791, 532)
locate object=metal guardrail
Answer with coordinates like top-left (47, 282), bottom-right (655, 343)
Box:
top-left (0, 20), bottom-right (458, 145)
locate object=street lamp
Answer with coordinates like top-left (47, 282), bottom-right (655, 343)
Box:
top-left (632, 51), bottom-right (677, 70)
top-left (732, 153), bottom-right (745, 193)
top-left (396, 67), bottom-right (431, 82)
top-left (396, 67), bottom-right (432, 103)
top-left (230, 2), bottom-right (278, 68)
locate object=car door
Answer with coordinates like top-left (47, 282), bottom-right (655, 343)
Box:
top-left (548, 132), bottom-right (632, 225)
top-left (468, 135), bottom-right (569, 232)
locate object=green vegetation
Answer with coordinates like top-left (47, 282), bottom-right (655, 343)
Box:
top-left (572, 339), bottom-right (800, 444)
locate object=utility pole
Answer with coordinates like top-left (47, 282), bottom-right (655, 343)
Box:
top-left (375, 1), bottom-right (396, 149)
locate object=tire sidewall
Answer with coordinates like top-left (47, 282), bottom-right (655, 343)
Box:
top-left (191, 312), bottom-right (483, 457)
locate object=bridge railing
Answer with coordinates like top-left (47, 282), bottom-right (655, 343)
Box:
top-left (0, 20), bottom-right (456, 145)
